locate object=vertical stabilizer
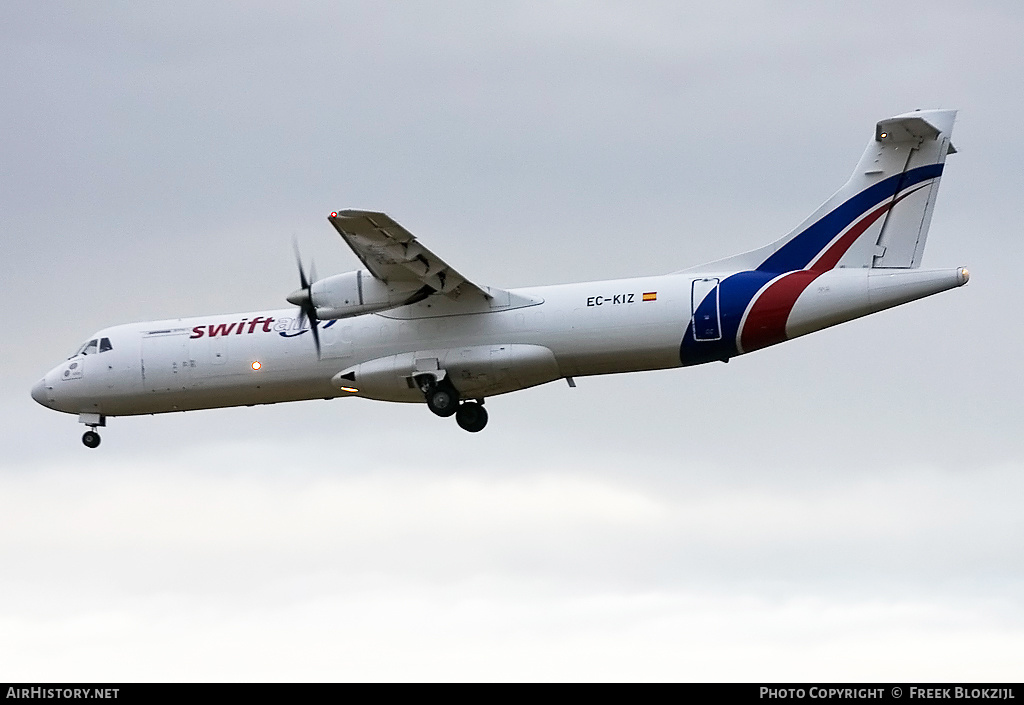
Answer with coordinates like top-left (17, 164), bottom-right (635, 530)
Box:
top-left (685, 109), bottom-right (957, 274)
top-left (868, 110), bottom-right (956, 268)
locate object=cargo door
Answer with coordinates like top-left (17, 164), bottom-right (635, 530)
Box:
top-left (141, 330), bottom-right (192, 392)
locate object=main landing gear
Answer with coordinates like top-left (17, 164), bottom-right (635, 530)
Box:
top-left (455, 401), bottom-right (488, 433)
top-left (82, 430), bottom-right (101, 448)
top-left (417, 375), bottom-right (489, 433)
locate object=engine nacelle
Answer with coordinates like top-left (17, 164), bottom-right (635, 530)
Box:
top-left (331, 344), bottom-right (562, 402)
top-left (310, 270), bottom-right (425, 319)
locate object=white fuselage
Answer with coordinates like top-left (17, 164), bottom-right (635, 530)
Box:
top-left (32, 266), bottom-right (967, 419)
top-left (35, 274), bottom-right (681, 417)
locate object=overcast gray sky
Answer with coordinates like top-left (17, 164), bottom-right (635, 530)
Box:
top-left (2, 1), bottom-right (1023, 681)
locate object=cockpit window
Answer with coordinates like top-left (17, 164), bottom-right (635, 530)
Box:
top-left (68, 337), bottom-right (110, 359)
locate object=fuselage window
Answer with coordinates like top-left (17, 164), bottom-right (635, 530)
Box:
top-left (82, 339), bottom-right (98, 355)
top-left (100, 338), bottom-right (113, 353)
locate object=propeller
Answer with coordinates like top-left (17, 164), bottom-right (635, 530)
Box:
top-left (286, 240), bottom-right (321, 359)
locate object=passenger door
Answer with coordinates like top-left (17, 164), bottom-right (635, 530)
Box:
top-left (691, 278), bottom-right (722, 341)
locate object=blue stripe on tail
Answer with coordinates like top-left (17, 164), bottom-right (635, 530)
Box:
top-left (756, 163), bottom-right (943, 273)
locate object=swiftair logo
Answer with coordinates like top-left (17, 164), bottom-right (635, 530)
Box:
top-left (190, 316), bottom-right (336, 339)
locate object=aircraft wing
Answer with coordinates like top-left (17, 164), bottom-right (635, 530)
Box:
top-left (328, 210), bottom-right (490, 300)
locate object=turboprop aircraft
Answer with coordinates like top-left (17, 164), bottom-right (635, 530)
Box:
top-left (32, 109), bottom-right (969, 448)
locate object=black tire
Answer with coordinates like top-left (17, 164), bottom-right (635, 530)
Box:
top-left (426, 385), bottom-right (459, 417)
top-left (455, 402), bottom-right (488, 432)
top-left (82, 431), bottom-right (101, 449)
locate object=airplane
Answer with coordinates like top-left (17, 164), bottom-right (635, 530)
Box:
top-left (31, 109), bottom-right (968, 448)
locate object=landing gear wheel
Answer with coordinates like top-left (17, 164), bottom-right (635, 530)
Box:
top-left (426, 383), bottom-right (460, 417)
top-left (82, 431), bottom-right (101, 449)
top-left (456, 402), bottom-right (488, 433)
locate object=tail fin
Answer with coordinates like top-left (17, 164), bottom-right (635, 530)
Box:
top-left (689, 109), bottom-right (957, 274)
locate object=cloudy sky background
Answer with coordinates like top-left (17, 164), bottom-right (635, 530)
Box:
top-left (2, 1), bottom-right (1023, 681)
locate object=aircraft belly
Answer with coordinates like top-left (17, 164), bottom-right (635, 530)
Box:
top-left (549, 323), bottom-right (684, 377)
top-left (99, 353), bottom-right (343, 415)
top-left (98, 379), bottom-right (341, 416)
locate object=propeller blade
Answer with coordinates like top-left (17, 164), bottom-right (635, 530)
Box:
top-left (307, 259), bottom-right (321, 358)
top-left (289, 239), bottom-right (321, 359)
top-left (293, 239), bottom-right (310, 291)
top-left (309, 314), bottom-right (321, 359)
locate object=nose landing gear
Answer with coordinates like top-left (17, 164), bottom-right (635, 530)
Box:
top-left (78, 412), bottom-right (105, 449)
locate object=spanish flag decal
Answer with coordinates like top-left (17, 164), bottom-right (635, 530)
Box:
top-left (642, 292), bottom-right (657, 302)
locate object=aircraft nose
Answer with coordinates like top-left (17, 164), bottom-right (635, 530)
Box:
top-left (31, 378), bottom-right (49, 407)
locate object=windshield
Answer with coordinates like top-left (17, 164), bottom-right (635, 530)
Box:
top-left (67, 337), bottom-right (114, 359)
top-left (68, 339), bottom-right (100, 359)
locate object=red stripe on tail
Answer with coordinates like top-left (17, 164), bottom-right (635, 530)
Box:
top-left (739, 271), bottom-right (824, 352)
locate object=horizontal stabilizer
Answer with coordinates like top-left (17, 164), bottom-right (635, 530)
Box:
top-left (875, 115), bottom-right (940, 142)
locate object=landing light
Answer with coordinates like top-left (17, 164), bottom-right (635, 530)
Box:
top-left (251, 361), bottom-right (262, 370)
top-left (340, 386), bottom-right (358, 393)
top-left (879, 132), bottom-right (888, 139)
